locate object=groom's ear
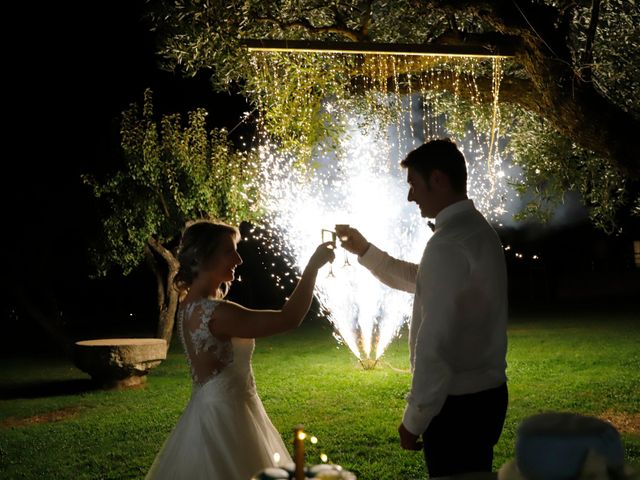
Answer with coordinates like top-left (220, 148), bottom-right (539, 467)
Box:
top-left (427, 169), bottom-right (449, 191)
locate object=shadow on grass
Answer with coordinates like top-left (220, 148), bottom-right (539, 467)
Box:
top-left (0, 378), bottom-right (97, 400)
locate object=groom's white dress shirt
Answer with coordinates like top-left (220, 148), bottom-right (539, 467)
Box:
top-left (358, 199), bottom-right (508, 435)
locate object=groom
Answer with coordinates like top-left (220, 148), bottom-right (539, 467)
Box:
top-left (336, 139), bottom-right (508, 477)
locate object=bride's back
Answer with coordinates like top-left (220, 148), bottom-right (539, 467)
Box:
top-left (178, 297), bottom-right (256, 393)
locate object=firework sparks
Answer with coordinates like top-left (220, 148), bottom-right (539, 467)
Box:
top-left (243, 51), bottom-right (517, 364)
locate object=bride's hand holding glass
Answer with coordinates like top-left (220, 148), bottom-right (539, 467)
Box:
top-left (306, 241), bottom-right (336, 272)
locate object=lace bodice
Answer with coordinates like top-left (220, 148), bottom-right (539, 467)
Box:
top-left (177, 297), bottom-right (256, 395)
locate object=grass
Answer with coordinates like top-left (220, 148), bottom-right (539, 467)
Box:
top-left (1, 309), bottom-right (638, 479)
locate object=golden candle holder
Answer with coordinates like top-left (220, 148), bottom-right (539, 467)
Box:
top-left (293, 424), bottom-right (306, 480)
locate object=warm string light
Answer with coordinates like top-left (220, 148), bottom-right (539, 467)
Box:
top-left (487, 57), bottom-right (503, 197)
top-left (502, 245), bottom-right (541, 261)
top-left (245, 50), bottom-right (517, 364)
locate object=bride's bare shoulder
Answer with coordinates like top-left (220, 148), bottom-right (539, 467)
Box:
top-left (212, 299), bottom-right (250, 316)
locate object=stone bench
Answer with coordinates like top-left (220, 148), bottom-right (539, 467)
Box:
top-left (73, 338), bottom-right (167, 389)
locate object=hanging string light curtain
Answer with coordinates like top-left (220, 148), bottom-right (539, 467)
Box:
top-left (238, 39), bottom-right (517, 363)
top-left (242, 39), bottom-right (515, 59)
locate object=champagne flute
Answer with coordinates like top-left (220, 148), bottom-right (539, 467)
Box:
top-left (321, 229), bottom-right (336, 277)
top-left (335, 224), bottom-right (351, 267)
top-left (342, 249), bottom-right (351, 267)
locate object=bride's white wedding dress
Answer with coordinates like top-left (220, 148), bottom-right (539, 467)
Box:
top-left (146, 298), bottom-right (292, 480)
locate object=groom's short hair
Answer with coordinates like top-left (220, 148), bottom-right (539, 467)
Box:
top-left (401, 139), bottom-right (467, 194)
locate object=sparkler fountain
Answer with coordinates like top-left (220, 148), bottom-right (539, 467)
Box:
top-left (243, 47), bottom-right (516, 368)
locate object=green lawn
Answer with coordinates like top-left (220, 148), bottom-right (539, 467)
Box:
top-left (1, 310), bottom-right (638, 479)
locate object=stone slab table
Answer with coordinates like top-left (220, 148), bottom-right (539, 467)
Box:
top-left (73, 338), bottom-right (167, 389)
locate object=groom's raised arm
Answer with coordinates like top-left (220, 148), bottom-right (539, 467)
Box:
top-left (358, 244), bottom-right (418, 293)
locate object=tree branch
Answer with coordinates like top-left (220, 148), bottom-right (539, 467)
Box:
top-left (147, 237), bottom-right (178, 270)
top-left (255, 17), bottom-right (362, 42)
top-left (580, 0), bottom-right (601, 81)
top-left (156, 188), bottom-right (171, 218)
top-left (359, 1), bottom-right (373, 40)
top-left (431, 29), bottom-right (524, 54)
top-left (146, 238), bottom-right (180, 344)
top-left (420, 0), bottom-right (570, 62)
top-left (554, 0), bottom-right (592, 15)
top-left (144, 244), bottom-right (165, 310)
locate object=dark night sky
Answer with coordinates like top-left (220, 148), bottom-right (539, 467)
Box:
top-left (4, 1), bottom-right (253, 348)
top-left (4, 2), bottom-right (638, 353)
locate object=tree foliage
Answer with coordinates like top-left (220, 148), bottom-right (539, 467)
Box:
top-left (84, 89), bottom-right (259, 276)
top-left (248, 52), bottom-right (353, 164)
top-left (147, 0), bottom-right (640, 231)
top-left (504, 107), bottom-right (628, 229)
top-left (84, 89), bottom-right (261, 344)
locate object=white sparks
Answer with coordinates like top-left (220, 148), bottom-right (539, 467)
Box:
top-left (244, 51), bottom-right (518, 364)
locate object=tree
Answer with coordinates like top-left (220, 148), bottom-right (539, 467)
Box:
top-left (84, 89), bottom-right (259, 349)
top-left (147, 0), bottom-right (639, 231)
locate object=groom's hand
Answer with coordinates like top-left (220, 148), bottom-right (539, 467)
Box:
top-left (398, 423), bottom-right (422, 451)
top-left (335, 225), bottom-right (369, 256)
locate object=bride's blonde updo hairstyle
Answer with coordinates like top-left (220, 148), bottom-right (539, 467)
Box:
top-left (174, 220), bottom-right (240, 300)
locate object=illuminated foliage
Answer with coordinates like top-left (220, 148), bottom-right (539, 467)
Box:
top-left (83, 89), bottom-right (259, 344)
top-left (147, 0), bottom-right (639, 230)
top-left (85, 89), bottom-right (258, 276)
top-left (247, 52), bottom-right (354, 164)
top-left (504, 107), bottom-right (628, 232)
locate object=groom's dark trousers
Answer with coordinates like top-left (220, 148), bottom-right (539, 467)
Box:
top-left (422, 382), bottom-right (508, 477)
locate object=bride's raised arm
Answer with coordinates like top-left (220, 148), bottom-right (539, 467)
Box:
top-left (210, 242), bottom-right (335, 338)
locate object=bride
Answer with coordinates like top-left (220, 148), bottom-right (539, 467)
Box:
top-left (146, 220), bottom-right (335, 479)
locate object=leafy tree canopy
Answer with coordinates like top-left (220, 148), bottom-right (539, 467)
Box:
top-left (147, 0), bottom-right (640, 232)
top-left (84, 89), bottom-right (260, 276)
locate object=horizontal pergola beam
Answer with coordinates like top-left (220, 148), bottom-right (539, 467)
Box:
top-left (243, 39), bottom-right (515, 58)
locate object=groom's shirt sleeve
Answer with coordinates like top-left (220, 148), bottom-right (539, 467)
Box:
top-left (402, 240), bottom-right (471, 435)
top-left (358, 243), bottom-right (418, 294)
